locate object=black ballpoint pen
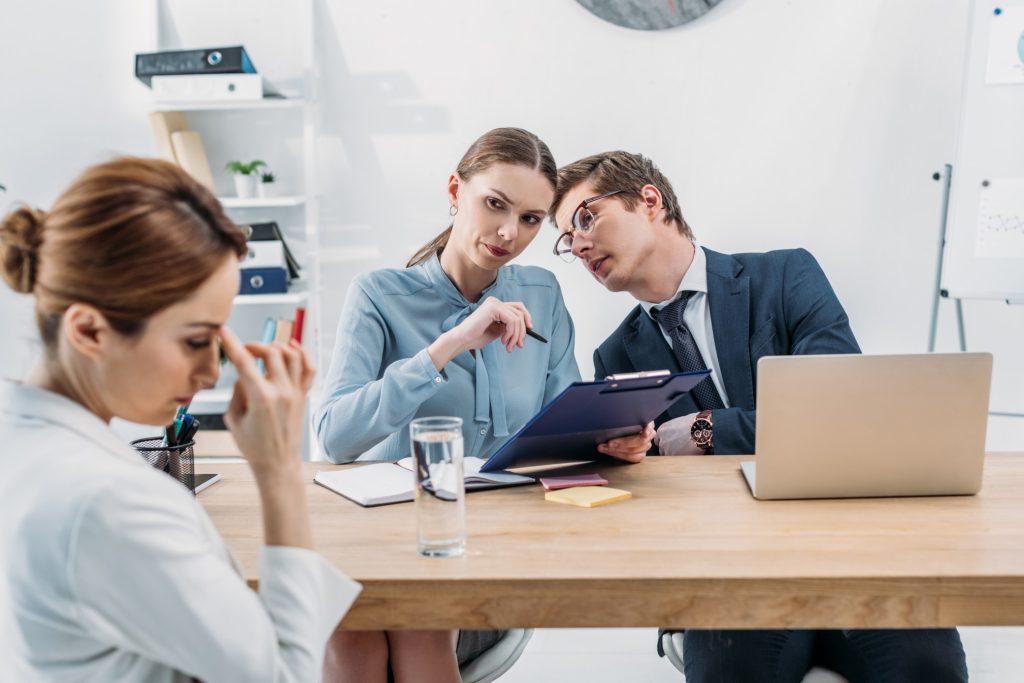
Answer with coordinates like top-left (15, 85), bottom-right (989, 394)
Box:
top-left (498, 320), bottom-right (548, 343)
top-left (525, 328), bottom-right (548, 343)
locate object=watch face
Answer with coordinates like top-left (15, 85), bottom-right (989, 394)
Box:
top-left (691, 419), bottom-right (712, 446)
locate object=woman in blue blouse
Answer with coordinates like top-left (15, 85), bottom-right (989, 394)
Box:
top-left (317, 128), bottom-right (653, 682)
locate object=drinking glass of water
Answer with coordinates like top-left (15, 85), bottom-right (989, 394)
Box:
top-left (410, 416), bottom-right (465, 557)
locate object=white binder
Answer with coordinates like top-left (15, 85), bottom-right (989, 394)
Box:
top-left (151, 73), bottom-right (263, 102)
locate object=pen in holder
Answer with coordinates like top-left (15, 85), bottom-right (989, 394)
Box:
top-left (132, 437), bottom-right (196, 494)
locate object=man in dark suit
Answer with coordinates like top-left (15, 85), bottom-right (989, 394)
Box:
top-left (550, 151), bottom-right (968, 683)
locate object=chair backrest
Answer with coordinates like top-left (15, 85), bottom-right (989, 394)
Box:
top-left (459, 629), bottom-right (534, 683)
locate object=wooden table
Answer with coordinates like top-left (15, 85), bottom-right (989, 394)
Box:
top-left (196, 454), bottom-right (1024, 630)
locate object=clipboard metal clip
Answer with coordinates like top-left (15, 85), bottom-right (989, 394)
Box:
top-left (604, 369), bottom-right (670, 389)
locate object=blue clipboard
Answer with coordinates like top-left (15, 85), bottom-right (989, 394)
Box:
top-left (479, 369), bottom-right (711, 473)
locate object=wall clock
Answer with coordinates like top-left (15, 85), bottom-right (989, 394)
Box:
top-left (576, 0), bottom-right (724, 30)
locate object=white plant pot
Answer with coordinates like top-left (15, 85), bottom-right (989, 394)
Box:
top-left (233, 173), bottom-right (259, 199)
top-left (259, 181), bottom-right (277, 198)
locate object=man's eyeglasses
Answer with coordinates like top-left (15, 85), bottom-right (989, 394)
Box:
top-left (552, 190), bottom-right (623, 263)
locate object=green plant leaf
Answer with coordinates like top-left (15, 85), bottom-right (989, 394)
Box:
top-left (224, 160), bottom-right (268, 175)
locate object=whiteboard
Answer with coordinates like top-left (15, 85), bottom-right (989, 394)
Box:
top-left (942, 0), bottom-right (1024, 301)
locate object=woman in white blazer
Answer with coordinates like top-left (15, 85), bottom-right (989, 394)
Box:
top-left (0, 157), bottom-right (360, 682)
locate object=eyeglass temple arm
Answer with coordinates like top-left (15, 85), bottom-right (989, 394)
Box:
top-left (584, 189), bottom-right (623, 207)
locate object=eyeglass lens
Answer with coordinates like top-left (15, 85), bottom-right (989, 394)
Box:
top-left (573, 206), bottom-right (596, 232)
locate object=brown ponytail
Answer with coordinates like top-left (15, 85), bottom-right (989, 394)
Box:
top-left (405, 226), bottom-right (452, 269)
top-left (0, 157), bottom-right (248, 351)
top-left (406, 127), bottom-right (557, 268)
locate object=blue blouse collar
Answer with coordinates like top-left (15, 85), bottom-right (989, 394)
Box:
top-left (420, 249), bottom-right (505, 303)
top-left (420, 251), bottom-right (511, 437)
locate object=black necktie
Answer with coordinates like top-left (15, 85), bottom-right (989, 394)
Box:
top-left (652, 291), bottom-right (725, 411)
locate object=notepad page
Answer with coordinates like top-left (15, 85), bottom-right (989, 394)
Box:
top-left (545, 486), bottom-right (631, 508)
top-left (314, 464), bottom-right (413, 506)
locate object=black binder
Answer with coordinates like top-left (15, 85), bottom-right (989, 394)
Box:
top-left (247, 221), bottom-right (301, 280)
top-left (135, 46), bottom-right (256, 87)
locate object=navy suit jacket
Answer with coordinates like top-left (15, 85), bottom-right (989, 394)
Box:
top-left (593, 247), bottom-right (860, 455)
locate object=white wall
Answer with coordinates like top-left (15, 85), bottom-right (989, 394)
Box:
top-left (2, 0), bottom-right (1021, 448)
top-left (0, 1), bottom-right (154, 377)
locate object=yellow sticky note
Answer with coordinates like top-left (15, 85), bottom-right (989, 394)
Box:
top-left (545, 486), bottom-right (631, 508)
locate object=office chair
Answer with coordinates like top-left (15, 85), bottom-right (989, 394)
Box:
top-left (660, 631), bottom-right (849, 683)
top-left (460, 629), bottom-right (534, 683)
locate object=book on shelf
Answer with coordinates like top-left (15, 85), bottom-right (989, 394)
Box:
top-left (169, 131), bottom-right (216, 191)
top-left (148, 111), bottom-right (188, 163)
top-left (272, 320), bottom-right (293, 345)
top-left (292, 307), bottom-right (305, 343)
top-left (314, 457), bottom-right (535, 508)
top-left (245, 241), bottom-right (286, 269)
top-left (146, 112), bottom-right (216, 191)
top-left (254, 309), bottom-right (307, 346)
top-left (246, 221), bottom-right (301, 280)
top-left (135, 46), bottom-right (256, 87)
top-left (152, 73), bottom-right (264, 103)
top-left (239, 267), bottom-right (288, 295)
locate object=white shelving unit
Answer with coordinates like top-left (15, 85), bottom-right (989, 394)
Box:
top-left (218, 195), bottom-right (307, 209)
top-left (152, 97), bottom-right (306, 112)
top-left (189, 388), bottom-right (234, 416)
top-left (233, 289), bottom-right (310, 307)
top-left (152, 0), bottom-right (322, 459)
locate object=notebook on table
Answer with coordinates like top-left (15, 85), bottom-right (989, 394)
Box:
top-left (314, 456), bottom-right (534, 507)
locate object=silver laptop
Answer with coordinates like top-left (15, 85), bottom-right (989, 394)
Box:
top-left (741, 352), bottom-right (992, 500)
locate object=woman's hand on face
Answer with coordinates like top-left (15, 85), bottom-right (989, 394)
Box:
top-left (219, 326), bottom-right (314, 476)
top-left (453, 297), bottom-right (534, 354)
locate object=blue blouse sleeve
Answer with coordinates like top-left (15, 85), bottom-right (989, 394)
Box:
top-left (314, 276), bottom-right (446, 463)
top-left (542, 275), bottom-right (582, 403)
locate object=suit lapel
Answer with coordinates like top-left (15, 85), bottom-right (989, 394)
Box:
top-left (623, 307), bottom-right (699, 419)
top-left (705, 248), bottom-right (755, 410)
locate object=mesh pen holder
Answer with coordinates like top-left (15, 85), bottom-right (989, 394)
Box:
top-left (132, 437), bottom-right (196, 494)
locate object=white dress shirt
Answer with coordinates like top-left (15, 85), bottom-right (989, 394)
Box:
top-left (639, 245), bottom-right (731, 408)
top-left (0, 380), bottom-right (361, 682)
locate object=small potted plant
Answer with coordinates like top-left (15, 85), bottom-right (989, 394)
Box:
top-left (224, 159), bottom-right (267, 199)
top-left (259, 170), bottom-right (277, 198)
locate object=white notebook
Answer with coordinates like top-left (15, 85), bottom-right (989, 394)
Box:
top-left (314, 457), bottom-right (534, 507)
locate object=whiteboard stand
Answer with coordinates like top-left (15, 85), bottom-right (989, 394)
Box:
top-left (928, 165), bottom-right (967, 353)
top-left (929, 165), bottom-right (1024, 419)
